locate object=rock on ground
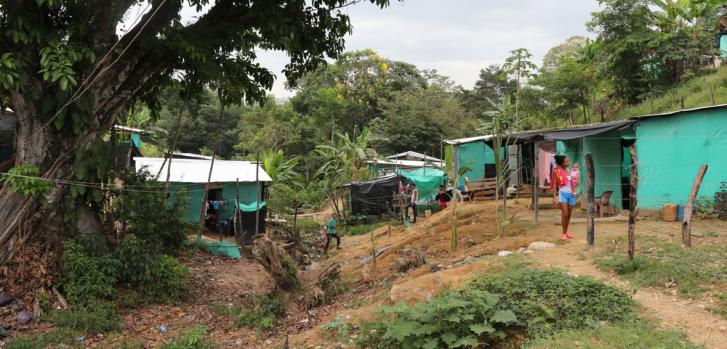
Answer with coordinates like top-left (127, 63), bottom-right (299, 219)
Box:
top-left (497, 251), bottom-right (513, 257)
top-left (527, 241), bottom-right (556, 251)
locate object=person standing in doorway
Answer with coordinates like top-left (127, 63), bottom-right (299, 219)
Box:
top-left (324, 216), bottom-right (340, 252)
top-left (551, 155), bottom-right (575, 240)
top-left (408, 182), bottom-right (418, 223)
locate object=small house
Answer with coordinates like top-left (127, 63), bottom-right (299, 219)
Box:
top-left (134, 157), bottom-right (272, 242)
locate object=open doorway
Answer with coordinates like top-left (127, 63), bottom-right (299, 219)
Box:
top-left (620, 139), bottom-right (635, 210)
top-left (205, 187), bottom-right (224, 231)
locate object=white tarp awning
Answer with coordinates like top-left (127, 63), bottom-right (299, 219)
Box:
top-left (134, 157), bottom-right (272, 183)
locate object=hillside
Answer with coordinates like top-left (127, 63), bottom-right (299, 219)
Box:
top-left (613, 67), bottom-right (727, 119)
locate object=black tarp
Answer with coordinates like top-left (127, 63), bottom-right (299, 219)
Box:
top-left (349, 174), bottom-right (405, 215)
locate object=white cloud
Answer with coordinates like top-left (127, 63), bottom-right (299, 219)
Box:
top-left (189, 0), bottom-right (602, 98)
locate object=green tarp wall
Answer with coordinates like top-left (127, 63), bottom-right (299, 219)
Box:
top-left (636, 109), bottom-right (727, 208)
top-left (397, 168), bottom-right (447, 202)
top-left (168, 182), bottom-right (262, 223)
top-left (721, 34), bottom-right (727, 57)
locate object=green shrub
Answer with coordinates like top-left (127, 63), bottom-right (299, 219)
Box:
top-left (143, 254), bottom-right (190, 301)
top-left (358, 287), bottom-right (518, 348)
top-left (473, 268), bottom-right (636, 334)
top-left (158, 326), bottom-right (216, 349)
top-left (60, 241), bottom-right (117, 306)
top-left (46, 302), bottom-right (121, 333)
top-left (214, 292), bottom-right (285, 331)
top-left (114, 234), bottom-right (189, 303)
top-left (111, 170), bottom-right (190, 254)
top-left (359, 268), bottom-right (636, 348)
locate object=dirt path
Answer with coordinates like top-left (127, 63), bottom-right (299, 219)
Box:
top-left (530, 235), bottom-right (727, 349)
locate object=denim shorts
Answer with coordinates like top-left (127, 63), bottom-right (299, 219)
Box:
top-left (559, 191), bottom-right (576, 206)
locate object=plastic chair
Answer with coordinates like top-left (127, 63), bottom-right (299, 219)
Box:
top-left (596, 191), bottom-right (614, 217)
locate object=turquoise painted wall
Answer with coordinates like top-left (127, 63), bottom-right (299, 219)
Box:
top-left (457, 142), bottom-right (487, 182)
top-left (721, 34), bottom-right (727, 57)
top-left (169, 182), bottom-right (261, 223)
top-left (582, 130), bottom-right (625, 209)
top-left (456, 141), bottom-right (500, 182)
top-left (636, 109), bottom-right (727, 208)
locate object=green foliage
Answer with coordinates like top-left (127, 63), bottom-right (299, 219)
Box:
top-left (46, 303), bottom-right (121, 333)
top-left (4, 329), bottom-right (78, 349)
top-left (613, 67), bottom-right (727, 118)
top-left (359, 268), bottom-right (636, 348)
top-left (472, 268), bottom-right (636, 334)
top-left (523, 321), bottom-right (702, 349)
top-left (358, 287), bottom-right (517, 348)
top-left (1, 164), bottom-right (52, 197)
top-left (158, 327), bottom-right (216, 349)
top-left (111, 170), bottom-right (190, 253)
top-left (60, 241), bottom-right (117, 306)
top-left (214, 292), bottom-right (285, 332)
top-left (596, 236), bottom-right (727, 297)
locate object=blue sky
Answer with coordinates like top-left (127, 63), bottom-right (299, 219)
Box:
top-left (174, 0), bottom-right (602, 98)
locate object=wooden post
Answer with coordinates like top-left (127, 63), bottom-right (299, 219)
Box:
top-left (533, 141), bottom-right (539, 224)
top-left (255, 151), bottom-right (261, 237)
top-left (585, 153), bottom-right (595, 247)
top-left (198, 103), bottom-right (225, 228)
top-left (627, 145), bottom-right (638, 261)
top-left (516, 145), bottom-right (521, 200)
top-left (682, 164), bottom-right (708, 247)
top-left (234, 178), bottom-right (241, 244)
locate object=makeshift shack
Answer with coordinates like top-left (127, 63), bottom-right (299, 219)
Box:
top-left (134, 157), bottom-right (271, 243)
top-left (396, 167), bottom-right (447, 203)
top-left (348, 173), bottom-right (403, 215)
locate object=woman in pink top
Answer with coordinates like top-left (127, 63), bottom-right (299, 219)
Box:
top-left (550, 155), bottom-right (575, 240)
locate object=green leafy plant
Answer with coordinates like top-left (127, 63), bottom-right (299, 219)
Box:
top-left (359, 268), bottom-right (636, 348)
top-left (473, 268), bottom-right (636, 335)
top-left (359, 287), bottom-right (517, 348)
top-left (158, 326), bottom-right (216, 349)
top-left (46, 302), bottom-right (121, 333)
top-left (1, 164), bottom-right (52, 197)
top-left (59, 241), bottom-right (117, 306)
top-left (214, 292), bottom-right (285, 332)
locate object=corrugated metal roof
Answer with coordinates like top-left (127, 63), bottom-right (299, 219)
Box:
top-left (367, 159), bottom-right (444, 168)
top-left (386, 151), bottom-right (443, 162)
top-left (443, 135), bottom-right (494, 145)
top-left (629, 103), bottom-right (727, 120)
top-left (134, 157), bottom-right (272, 183)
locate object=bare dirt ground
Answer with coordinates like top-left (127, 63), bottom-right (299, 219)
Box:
top-left (6, 199), bottom-right (727, 348)
top-left (530, 216), bottom-right (727, 349)
top-left (287, 200), bottom-right (727, 349)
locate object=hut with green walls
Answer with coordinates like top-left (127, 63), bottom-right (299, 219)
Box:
top-left (444, 105), bottom-right (727, 213)
top-left (444, 135), bottom-right (502, 185)
top-left (134, 157), bottom-right (272, 227)
top-left (630, 106), bottom-right (727, 209)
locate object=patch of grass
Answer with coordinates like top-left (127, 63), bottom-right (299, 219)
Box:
top-left (45, 302), bottom-right (122, 333)
top-left (596, 237), bottom-right (727, 297)
top-left (712, 292), bottom-right (727, 320)
top-left (341, 221), bottom-right (388, 236)
top-left (4, 328), bottom-right (79, 349)
top-left (296, 218), bottom-right (321, 234)
top-left (523, 321), bottom-right (702, 349)
top-left (212, 292), bottom-right (285, 332)
top-left (158, 326), bottom-right (216, 349)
